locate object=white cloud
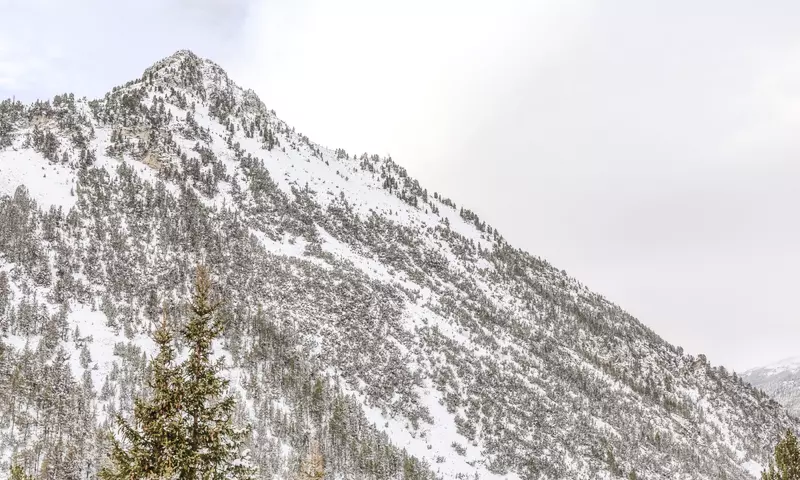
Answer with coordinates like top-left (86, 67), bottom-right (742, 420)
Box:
top-left (726, 43), bottom-right (800, 161)
top-left (0, 41), bottom-right (56, 92)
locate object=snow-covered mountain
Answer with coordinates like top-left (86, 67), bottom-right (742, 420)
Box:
top-left (743, 358), bottom-right (800, 418)
top-left (0, 50), bottom-right (795, 479)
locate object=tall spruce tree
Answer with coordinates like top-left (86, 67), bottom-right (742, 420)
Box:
top-left (100, 312), bottom-right (186, 479)
top-left (763, 429), bottom-right (800, 480)
top-left (100, 267), bottom-right (255, 480)
top-left (9, 464), bottom-right (34, 480)
top-left (179, 266), bottom-right (255, 480)
top-left (296, 441), bottom-right (325, 480)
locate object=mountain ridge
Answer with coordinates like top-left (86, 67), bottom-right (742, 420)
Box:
top-left (745, 356), bottom-right (800, 377)
top-left (0, 49), bottom-right (795, 480)
top-left (743, 359), bottom-right (800, 420)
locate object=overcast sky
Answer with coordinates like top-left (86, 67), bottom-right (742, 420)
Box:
top-left (2, 0), bottom-right (799, 371)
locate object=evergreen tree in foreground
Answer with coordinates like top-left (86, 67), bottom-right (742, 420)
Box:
top-left (762, 429), bottom-right (800, 480)
top-left (9, 464), bottom-right (34, 480)
top-left (181, 266), bottom-right (254, 479)
top-left (100, 312), bottom-right (186, 479)
top-left (100, 266), bottom-right (255, 479)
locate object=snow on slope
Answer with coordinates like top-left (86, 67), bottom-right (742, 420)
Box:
top-left (746, 356), bottom-right (800, 377)
top-left (0, 147), bottom-right (76, 209)
top-left (0, 54), bottom-right (503, 479)
top-left (744, 357), bottom-right (800, 418)
top-left (0, 49), bottom-right (795, 480)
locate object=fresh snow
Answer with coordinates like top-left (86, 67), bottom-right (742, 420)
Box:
top-left (0, 145), bottom-right (76, 210)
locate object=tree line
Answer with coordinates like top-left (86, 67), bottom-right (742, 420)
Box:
top-left (7, 266), bottom-right (323, 480)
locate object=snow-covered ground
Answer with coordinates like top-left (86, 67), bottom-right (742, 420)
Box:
top-left (0, 49), bottom-right (790, 480)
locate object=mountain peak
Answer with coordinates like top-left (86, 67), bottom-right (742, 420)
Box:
top-left (137, 49), bottom-right (238, 100)
top-left (144, 48), bottom-right (204, 75)
top-left (746, 356), bottom-right (800, 376)
top-left (0, 50), bottom-right (797, 480)
top-left (167, 48), bottom-right (200, 60)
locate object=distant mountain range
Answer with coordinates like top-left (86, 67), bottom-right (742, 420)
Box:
top-left (0, 49), bottom-right (795, 479)
top-left (743, 357), bottom-right (800, 418)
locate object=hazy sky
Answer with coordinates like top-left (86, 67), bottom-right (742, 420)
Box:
top-left (2, 0), bottom-right (799, 371)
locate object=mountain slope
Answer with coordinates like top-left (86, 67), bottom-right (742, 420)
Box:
top-left (0, 50), bottom-right (794, 479)
top-left (743, 358), bottom-right (800, 418)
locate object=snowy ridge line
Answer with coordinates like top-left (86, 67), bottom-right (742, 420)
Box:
top-left (0, 49), bottom-right (795, 480)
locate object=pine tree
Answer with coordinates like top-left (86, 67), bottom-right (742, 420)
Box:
top-left (99, 267), bottom-right (256, 479)
top-left (100, 311), bottom-right (186, 479)
top-left (9, 464), bottom-right (34, 480)
top-left (763, 429), bottom-right (800, 480)
top-left (179, 265), bottom-right (255, 480)
top-left (296, 441), bottom-right (325, 480)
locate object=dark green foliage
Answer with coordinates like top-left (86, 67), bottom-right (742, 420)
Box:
top-left (99, 313), bottom-right (187, 479)
top-left (181, 266), bottom-right (255, 479)
top-left (10, 464), bottom-right (34, 480)
top-left (0, 99), bottom-right (24, 148)
top-left (0, 340), bottom-right (95, 479)
top-left (763, 429), bottom-right (800, 480)
top-left (100, 269), bottom-right (255, 480)
top-left (28, 125), bottom-right (61, 161)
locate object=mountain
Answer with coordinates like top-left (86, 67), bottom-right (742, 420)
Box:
top-left (743, 358), bottom-right (800, 417)
top-left (0, 49), bottom-right (795, 479)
